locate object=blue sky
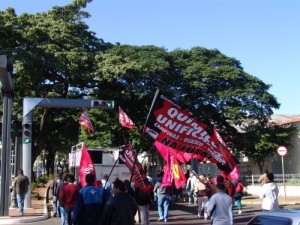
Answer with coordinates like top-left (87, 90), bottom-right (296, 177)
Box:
top-left (1, 0), bottom-right (300, 115)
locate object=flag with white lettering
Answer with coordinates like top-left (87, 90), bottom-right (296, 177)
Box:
top-left (144, 90), bottom-right (236, 174)
top-left (79, 145), bottom-right (96, 187)
top-left (119, 145), bottom-right (152, 192)
top-left (119, 107), bottom-right (137, 129)
top-left (79, 108), bottom-right (94, 133)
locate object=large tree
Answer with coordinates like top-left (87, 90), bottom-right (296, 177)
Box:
top-left (0, 0), bottom-right (110, 172)
top-left (0, 0), bottom-right (290, 176)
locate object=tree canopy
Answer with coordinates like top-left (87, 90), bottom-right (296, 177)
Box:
top-left (0, 0), bottom-right (293, 175)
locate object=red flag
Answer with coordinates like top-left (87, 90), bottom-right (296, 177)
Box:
top-left (79, 108), bottom-right (94, 133)
top-left (79, 145), bottom-right (96, 187)
top-left (171, 154), bottom-right (187, 189)
top-left (119, 107), bottom-right (137, 129)
top-left (213, 127), bottom-right (237, 174)
top-left (119, 145), bottom-right (152, 192)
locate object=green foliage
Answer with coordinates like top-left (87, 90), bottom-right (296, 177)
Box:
top-left (232, 122), bottom-right (297, 173)
top-left (31, 192), bottom-right (40, 200)
top-left (287, 177), bottom-right (300, 184)
top-left (0, 1), bottom-right (290, 172)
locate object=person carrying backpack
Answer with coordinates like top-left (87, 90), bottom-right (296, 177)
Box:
top-left (234, 180), bottom-right (244, 214)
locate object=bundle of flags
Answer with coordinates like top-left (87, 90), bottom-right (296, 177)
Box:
top-left (77, 93), bottom-right (239, 191)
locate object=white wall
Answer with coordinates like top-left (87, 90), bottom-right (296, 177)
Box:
top-left (246, 184), bottom-right (300, 197)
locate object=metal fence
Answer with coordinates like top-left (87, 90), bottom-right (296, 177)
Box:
top-left (242, 174), bottom-right (300, 185)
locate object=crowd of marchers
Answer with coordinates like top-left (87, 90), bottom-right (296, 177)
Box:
top-left (11, 166), bottom-right (279, 225)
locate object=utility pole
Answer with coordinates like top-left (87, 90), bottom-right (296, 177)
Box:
top-left (0, 55), bottom-right (14, 216)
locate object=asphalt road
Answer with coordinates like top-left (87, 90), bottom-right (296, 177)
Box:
top-left (8, 202), bottom-right (300, 225)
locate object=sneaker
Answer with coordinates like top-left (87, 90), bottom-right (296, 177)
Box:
top-left (158, 218), bottom-right (164, 221)
top-left (197, 213), bottom-right (201, 218)
top-left (164, 219), bottom-right (168, 222)
top-left (238, 209), bottom-right (242, 214)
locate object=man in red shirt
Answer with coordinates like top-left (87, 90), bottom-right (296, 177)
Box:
top-left (59, 174), bottom-right (80, 225)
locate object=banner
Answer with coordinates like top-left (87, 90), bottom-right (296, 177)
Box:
top-left (79, 145), bottom-right (96, 187)
top-left (79, 108), bottom-right (94, 133)
top-left (119, 107), bottom-right (137, 129)
top-left (144, 90), bottom-right (236, 174)
top-left (119, 145), bottom-right (152, 192)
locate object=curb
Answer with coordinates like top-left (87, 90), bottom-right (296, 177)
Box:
top-left (0, 186), bottom-right (50, 224)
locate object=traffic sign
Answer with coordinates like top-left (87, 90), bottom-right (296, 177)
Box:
top-left (277, 145), bottom-right (288, 156)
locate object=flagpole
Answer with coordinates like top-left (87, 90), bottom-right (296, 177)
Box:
top-left (129, 90), bottom-right (160, 184)
top-left (104, 158), bottom-right (119, 189)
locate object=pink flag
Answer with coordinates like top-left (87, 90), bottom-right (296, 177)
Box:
top-left (79, 145), bottom-right (96, 187)
top-left (227, 165), bottom-right (240, 182)
top-left (162, 152), bottom-right (173, 187)
top-left (155, 141), bottom-right (187, 189)
top-left (154, 141), bottom-right (192, 164)
top-left (79, 108), bottom-right (94, 133)
top-left (119, 107), bottom-right (137, 129)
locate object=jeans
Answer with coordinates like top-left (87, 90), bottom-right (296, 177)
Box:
top-left (65, 207), bottom-right (74, 225)
top-left (52, 196), bottom-right (60, 216)
top-left (138, 204), bottom-right (150, 225)
top-left (16, 193), bottom-right (25, 215)
top-left (60, 206), bottom-right (66, 225)
top-left (187, 190), bottom-right (197, 204)
top-left (234, 196), bottom-right (242, 209)
top-left (157, 194), bottom-right (170, 220)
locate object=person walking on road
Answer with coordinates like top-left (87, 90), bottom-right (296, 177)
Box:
top-left (258, 169), bottom-right (269, 186)
top-left (102, 179), bottom-right (138, 225)
top-left (134, 185), bottom-right (154, 225)
top-left (57, 174), bottom-right (68, 225)
top-left (14, 169), bottom-right (30, 216)
top-left (259, 172), bottom-right (279, 211)
top-left (72, 173), bottom-right (109, 225)
top-left (50, 174), bottom-right (62, 217)
top-left (59, 174), bottom-right (79, 225)
top-left (234, 180), bottom-right (244, 214)
top-left (194, 174), bottom-right (209, 220)
top-left (186, 171), bottom-right (198, 205)
top-left (153, 179), bottom-right (171, 223)
top-left (207, 182), bottom-right (233, 225)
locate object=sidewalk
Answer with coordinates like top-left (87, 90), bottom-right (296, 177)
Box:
top-left (242, 195), bottom-right (300, 205)
top-left (0, 180), bottom-right (51, 224)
